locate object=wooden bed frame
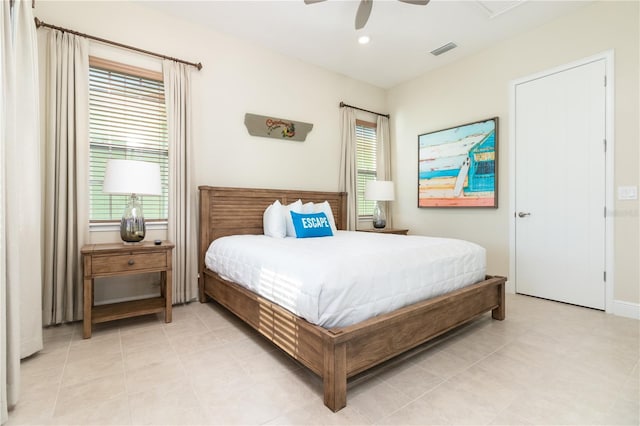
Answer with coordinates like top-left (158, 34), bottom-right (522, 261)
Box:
top-left (198, 185), bottom-right (506, 412)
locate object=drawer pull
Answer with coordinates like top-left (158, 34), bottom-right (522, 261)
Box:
top-left (128, 259), bottom-right (135, 266)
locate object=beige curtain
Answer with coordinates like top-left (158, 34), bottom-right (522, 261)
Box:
top-left (376, 115), bottom-right (393, 227)
top-left (1, 0), bottom-right (43, 422)
top-left (43, 30), bottom-right (89, 324)
top-left (339, 106), bottom-right (358, 230)
top-left (163, 60), bottom-right (198, 304)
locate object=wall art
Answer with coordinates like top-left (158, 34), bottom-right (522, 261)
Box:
top-left (244, 113), bottom-right (313, 142)
top-left (418, 117), bottom-right (498, 208)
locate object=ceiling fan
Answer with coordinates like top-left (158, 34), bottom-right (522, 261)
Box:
top-left (304, 0), bottom-right (430, 30)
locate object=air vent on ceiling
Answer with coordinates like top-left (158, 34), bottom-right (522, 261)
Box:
top-left (430, 42), bottom-right (457, 56)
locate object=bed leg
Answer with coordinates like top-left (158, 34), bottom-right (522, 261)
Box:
top-left (198, 276), bottom-right (206, 303)
top-left (492, 281), bottom-right (506, 320)
top-left (323, 338), bottom-right (347, 412)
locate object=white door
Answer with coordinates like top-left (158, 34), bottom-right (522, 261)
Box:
top-left (514, 59), bottom-right (606, 310)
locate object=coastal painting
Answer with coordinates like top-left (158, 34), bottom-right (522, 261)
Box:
top-left (418, 117), bottom-right (498, 208)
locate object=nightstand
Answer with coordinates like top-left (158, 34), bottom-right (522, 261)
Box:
top-left (81, 241), bottom-right (174, 338)
top-left (358, 228), bottom-right (409, 235)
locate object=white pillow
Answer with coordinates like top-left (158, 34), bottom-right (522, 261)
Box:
top-left (314, 201), bottom-right (338, 233)
top-left (284, 199), bottom-right (303, 237)
top-left (302, 202), bottom-right (315, 213)
top-left (263, 200), bottom-right (286, 238)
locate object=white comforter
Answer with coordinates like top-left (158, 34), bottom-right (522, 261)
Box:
top-left (205, 231), bottom-right (486, 328)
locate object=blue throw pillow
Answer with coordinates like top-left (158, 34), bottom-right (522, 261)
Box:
top-left (290, 211), bottom-right (334, 238)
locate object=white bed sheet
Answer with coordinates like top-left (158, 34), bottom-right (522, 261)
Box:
top-left (205, 231), bottom-right (486, 328)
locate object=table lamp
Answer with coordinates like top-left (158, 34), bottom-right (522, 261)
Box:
top-left (365, 180), bottom-right (394, 229)
top-left (102, 159), bottom-right (162, 243)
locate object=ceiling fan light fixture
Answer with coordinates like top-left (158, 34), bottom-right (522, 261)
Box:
top-left (430, 42), bottom-right (458, 56)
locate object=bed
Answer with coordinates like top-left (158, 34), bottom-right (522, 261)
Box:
top-left (198, 185), bottom-right (506, 412)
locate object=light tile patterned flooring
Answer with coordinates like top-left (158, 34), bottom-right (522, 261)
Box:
top-left (7, 294), bottom-right (639, 425)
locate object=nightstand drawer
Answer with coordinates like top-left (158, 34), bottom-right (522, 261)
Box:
top-left (91, 252), bottom-right (167, 274)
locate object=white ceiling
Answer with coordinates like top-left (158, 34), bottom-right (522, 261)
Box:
top-left (142, 0), bottom-right (592, 89)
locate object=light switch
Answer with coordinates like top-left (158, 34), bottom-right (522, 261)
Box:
top-left (617, 186), bottom-right (638, 200)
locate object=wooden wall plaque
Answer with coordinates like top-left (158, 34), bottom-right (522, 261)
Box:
top-left (244, 113), bottom-right (313, 142)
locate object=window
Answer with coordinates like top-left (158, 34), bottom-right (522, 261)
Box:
top-left (356, 120), bottom-right (377, 218)
top-left (88, 57), bottom-right (168, 223)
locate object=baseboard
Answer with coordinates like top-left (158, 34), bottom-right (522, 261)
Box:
top-left (613, 300), bottom-right (640, 320)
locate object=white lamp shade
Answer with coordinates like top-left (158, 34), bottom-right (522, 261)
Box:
top-left (365, 180), bottom-right (395, 201)
top-left (102, 159), bottom-right (162, 196)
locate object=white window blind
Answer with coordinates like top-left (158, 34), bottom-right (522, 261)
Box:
top-left (356, 120), bottom-right (377, 217)
top-left (89, 58), bottom-right (169, 222)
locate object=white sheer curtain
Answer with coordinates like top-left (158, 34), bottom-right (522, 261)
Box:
top-left (163, 60), bottom-right (198, 304)
top-left (376, 115), bottom-right (393, 227)
top-left (43, 30), bottom-right (89, 324)
top-left (1, 0), bottom-right (42, 422)
top-left (339, 106), bottom-right (358, 230)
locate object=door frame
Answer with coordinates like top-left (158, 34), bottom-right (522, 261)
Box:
top-left (508, 50), bottom-right (615, 313)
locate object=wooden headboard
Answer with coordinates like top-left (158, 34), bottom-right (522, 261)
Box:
top-left (198, 185), bottom-right (348, 277)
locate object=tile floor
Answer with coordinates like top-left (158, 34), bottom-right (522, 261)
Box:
top-left (7, 294), bottom-right (639, 425)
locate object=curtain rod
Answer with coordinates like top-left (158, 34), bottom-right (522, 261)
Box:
top-left (339, 101), bottom-right (389, 118)
top-left (34, 17), bottom-right (203, 71)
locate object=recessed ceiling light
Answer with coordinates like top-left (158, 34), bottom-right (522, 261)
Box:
top-left (358, 35), bottom-right (371, 45)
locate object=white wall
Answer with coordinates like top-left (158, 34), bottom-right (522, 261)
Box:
top-left (388, 1), bottom-right (639, 306)
top-left (35, 1), bottom-right (386, 303)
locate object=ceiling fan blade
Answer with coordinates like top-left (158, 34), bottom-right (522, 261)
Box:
top-left (355, 0), bottom-right (373, 30)
top-left (304, 0), bottom-right (327, 4)
top-left (398, 0), bottom-right (430, 5)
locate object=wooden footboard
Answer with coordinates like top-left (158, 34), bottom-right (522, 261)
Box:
top-left (203, 269), bottom-right (506, 411)
top-left (197, 186), bottom-right (506, 411)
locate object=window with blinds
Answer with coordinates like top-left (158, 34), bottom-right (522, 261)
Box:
top-left (88, 57), bottom-right (169, 223)
top-left (356, 120), bottom-right (377, 218)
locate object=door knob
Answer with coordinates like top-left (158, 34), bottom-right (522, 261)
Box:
top-left (518, 212), bottom-right (531, 218)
